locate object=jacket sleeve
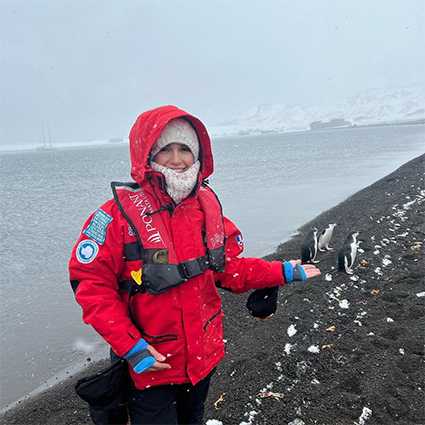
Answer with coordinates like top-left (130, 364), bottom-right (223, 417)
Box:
top-left (68, 200), bottom-right (142, 357)
top-left (214, 217), bottom-right (286, 293)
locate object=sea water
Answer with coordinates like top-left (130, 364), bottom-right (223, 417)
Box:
top-left (0, 124), bottom-right (424, 408)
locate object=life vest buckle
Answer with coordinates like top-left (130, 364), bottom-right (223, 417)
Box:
top-left (178, 257), bottom-right (208, 280)
top-left (178, 263), bottom-right (190, 280)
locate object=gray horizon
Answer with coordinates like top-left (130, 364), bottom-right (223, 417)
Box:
top-left (1, 0), bottom-right (424, 145)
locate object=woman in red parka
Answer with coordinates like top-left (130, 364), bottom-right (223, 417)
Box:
top-left (69, 105), bottom-right (320, 425)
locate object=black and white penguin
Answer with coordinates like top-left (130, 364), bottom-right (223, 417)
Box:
top-left (301, 227), bottom-right (319, 264)
top-left (318, 223), bottom-right (337, 252)
top-left (337, 231), bottom-right (360, 274)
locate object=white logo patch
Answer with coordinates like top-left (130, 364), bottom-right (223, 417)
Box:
top-left (76, 239), bottom-right (99, 264)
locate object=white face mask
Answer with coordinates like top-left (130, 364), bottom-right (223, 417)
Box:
top-left (150, 160), bottom-right (201, 204)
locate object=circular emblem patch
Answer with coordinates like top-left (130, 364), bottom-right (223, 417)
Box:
top-left (76, 239), bottom-right (99, 264)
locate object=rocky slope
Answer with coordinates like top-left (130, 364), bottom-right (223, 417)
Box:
top-left (207, 153), bottom-right (425, 425)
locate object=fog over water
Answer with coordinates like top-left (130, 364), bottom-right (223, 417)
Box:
top-left (1, 0), bottom-right (424, 145)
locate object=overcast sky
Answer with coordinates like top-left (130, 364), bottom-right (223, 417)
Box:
top-left (1, 0), bottom-right (424, 145)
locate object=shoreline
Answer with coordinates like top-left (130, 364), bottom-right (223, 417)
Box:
top-left (1, 154), bottom-right (424, 425)
top-left (2, 122), bottom-right (424, 155)
top-left (0, 351), bottom-right (109, 416)
top-left (210, 120), bottom-right (425, 139)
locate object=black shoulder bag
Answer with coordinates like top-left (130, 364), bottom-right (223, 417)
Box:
top-left (75, 357), bottom-right (130, 410)
top-left (74, 288), bottom-right (139, 418)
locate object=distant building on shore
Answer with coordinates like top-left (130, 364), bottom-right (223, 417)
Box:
top-left (310, 118), bottom-right (352, 130)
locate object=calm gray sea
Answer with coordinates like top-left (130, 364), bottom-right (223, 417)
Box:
top-left (0, 124), bottom-right (424, 408)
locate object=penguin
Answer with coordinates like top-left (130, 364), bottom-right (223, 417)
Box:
top-left (301, 227), bottom-right (319, 264)
top-left (337, 231), bottom-right (360, 274)
top-left (318, 223), bottom-right (337, 252)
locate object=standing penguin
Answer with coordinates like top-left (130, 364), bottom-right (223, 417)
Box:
top-left (301, 227), bottom-right (319, 264)
top-left (337, 231), bottom-right (360, 274)
top-left (318, 223), bottom-right (337, 251)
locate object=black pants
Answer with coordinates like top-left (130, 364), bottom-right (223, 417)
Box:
top-left (128, 371), bottom-right (213, 425)
top-left (89, 404), bottom-right (129, 425)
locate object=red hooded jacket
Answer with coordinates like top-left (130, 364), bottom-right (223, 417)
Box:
top-left (69, 105), bottom-right (285, 389)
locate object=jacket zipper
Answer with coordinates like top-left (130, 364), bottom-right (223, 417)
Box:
top-left (203, 309), bottom-right (221, 331)
top-left (141, 331), bottom-right (178, 345)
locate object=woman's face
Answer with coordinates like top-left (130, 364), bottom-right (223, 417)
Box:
top-left (153, 143), bottom-right (194, 172)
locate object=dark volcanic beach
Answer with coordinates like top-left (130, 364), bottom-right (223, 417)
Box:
top-left (1, 154), bottom-right (424, 425)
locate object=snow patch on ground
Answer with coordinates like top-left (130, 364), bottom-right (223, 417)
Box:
top-left (240, 409), bottom-right (258, 425)
top-left (288, 419), bottom-right (305, 425)
top-left (339, 299), bottom-right (350, 309)
top-left (382, 258), bottom-right (392, 267)
top-left (287, 325), bottom-right (297, 337)
top-left (307, 345), bottom-right (320, 354)
top-left (284, 343), bottom-right (294, 355)
top-left (358, 407), bottom-right (373, 425)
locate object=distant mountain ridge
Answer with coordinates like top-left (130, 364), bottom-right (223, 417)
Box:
top-left (210, 84), bottom-right (425, 137)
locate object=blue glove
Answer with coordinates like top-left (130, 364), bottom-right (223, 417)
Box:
top-left (124, 339), bottom-right (156, 374)
top-left (283, 261), bottom-right (308, 284)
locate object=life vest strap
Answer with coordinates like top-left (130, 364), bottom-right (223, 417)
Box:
top-left (207, 247), bottom-right (225, 272)
top-left (70, 280), bottom-right (79, 293)
top-left (120, 255), bottom-right (211, 296)
top-left (142, 255), bottom-right (211, 295)
top-left (119, 279), bottom-right (145, 295)
top-left (178, 256), bottom-right (209, 279)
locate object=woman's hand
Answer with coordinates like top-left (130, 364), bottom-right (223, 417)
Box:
top-left (301, 264), bottom-right (321, 279)
top-left (145, 344), bottom-right (171, 372)
top-left (124, 339), bottom-right (171, 374)
top-left (285, 260), bottom-right (321, 283)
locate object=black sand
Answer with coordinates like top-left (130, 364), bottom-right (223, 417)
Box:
top-left (1, 154), bottom-right (424, 425)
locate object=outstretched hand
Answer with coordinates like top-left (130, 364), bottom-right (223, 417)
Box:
top-left (302, 264), bottom-right (321, 279)
top-left (285, 259), bottom-right (321, 282)
top-left (290, 259), bottom-right (321, 279)
top-left (303, 264), bottom-right (321, 279)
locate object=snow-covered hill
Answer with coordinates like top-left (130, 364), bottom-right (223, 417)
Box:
top-left (210, 85), bottom-right (425, 137)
